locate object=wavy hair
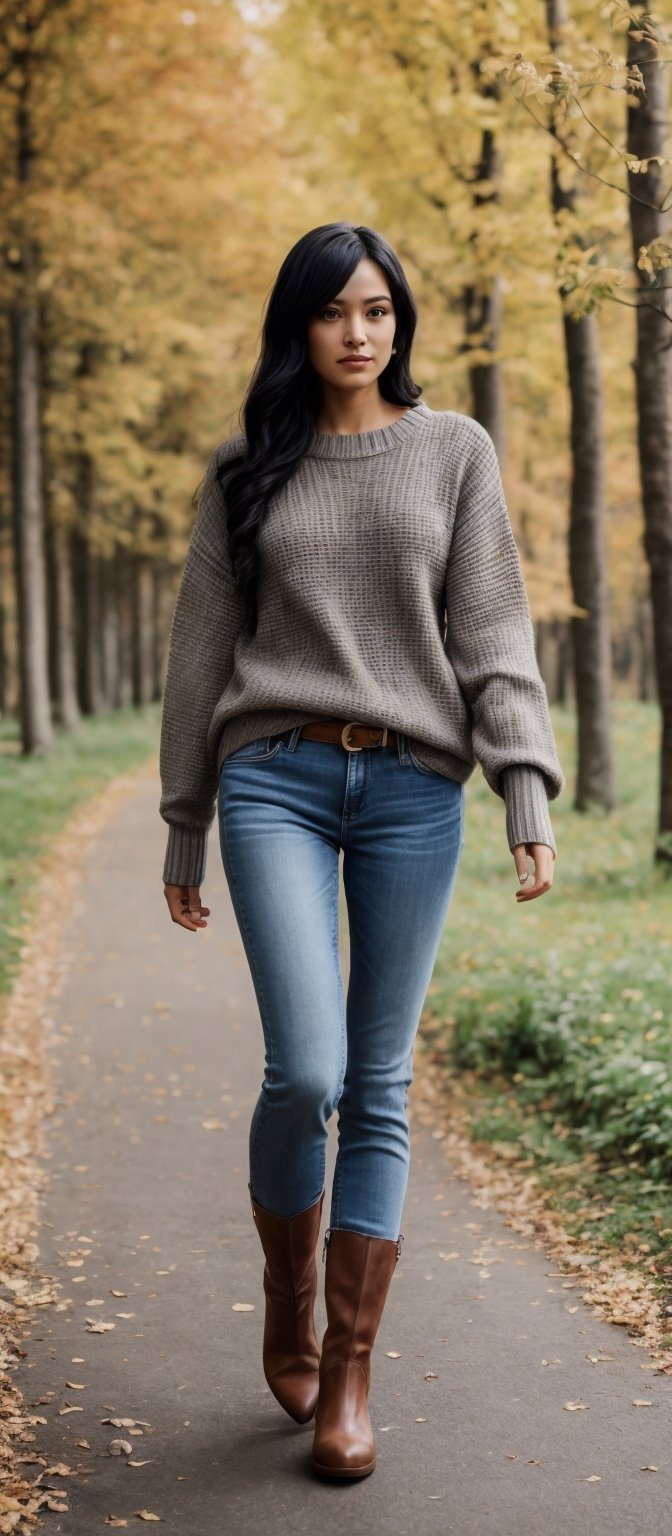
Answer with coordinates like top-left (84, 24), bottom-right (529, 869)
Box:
top-left (216, 221), bottom-right (422, 638)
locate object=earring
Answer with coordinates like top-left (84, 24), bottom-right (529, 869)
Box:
top-left (392, 346), bottom-right (397, 354)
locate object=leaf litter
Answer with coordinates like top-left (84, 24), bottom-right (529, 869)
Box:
top-left (0, 767), bottom-right (155, 1533)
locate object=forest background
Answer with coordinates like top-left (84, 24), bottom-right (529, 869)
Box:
top-left (2, 0), bottom-right (672, 1308)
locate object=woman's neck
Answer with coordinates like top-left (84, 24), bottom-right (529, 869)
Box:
top-left (315, 388), bottom-right (411, 437)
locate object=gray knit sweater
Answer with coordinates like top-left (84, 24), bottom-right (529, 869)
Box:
top-left (159, 402), bottom-right (564, 886)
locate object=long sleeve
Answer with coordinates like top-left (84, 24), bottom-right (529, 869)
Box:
top-left (159, 442), bottom-right (246, 886)
top-left (444, 421), bottom-right (565, 855)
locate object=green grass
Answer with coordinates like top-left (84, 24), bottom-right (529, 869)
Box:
top-left (423, 697), bottom-right (672, 1280)
top-left (0, 704), bottom-right (160, 995)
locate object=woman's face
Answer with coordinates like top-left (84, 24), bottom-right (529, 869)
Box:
top-left (306, 257), bottom-right (397, 391)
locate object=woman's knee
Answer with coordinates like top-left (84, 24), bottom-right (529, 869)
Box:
top-left (262, 1061), bottom-right (342, 1123)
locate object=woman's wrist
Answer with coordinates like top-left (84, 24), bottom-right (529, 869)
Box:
top-left (501, 764), bottom-right (557, 857)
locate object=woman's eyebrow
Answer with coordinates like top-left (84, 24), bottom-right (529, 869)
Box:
top-left (331, 294), bottom-right (391, 304)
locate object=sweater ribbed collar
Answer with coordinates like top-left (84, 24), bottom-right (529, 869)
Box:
top-left (306, 400), bottom-right (432, 459)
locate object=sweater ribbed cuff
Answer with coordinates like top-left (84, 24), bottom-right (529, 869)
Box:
top-left (162, 824), bottom-right (208, 888)
top-left (501, 766), bottom-right (557, 857)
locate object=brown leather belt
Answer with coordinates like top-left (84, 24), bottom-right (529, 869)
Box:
top-left (299, 719), bottom-right (399, 753)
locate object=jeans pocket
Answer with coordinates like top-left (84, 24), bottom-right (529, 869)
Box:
top-left (223, 735), bottom-right (282, 764)
top-left (407, 744), bottom-right (445, 778)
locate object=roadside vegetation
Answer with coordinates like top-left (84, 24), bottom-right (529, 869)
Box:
top-left (422, 699), bottom-right (672, 1311)
top-left (0, 705), bottom-right (160, 996)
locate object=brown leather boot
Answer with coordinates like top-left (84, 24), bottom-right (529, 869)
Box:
top-left (249, 1182), bottom-right (324, 1424)
top-left (311, 1226), bottom-right (402, 1479)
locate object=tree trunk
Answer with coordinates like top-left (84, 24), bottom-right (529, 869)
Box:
top-left (115, 545), bottom-right (133, 708)
top-left (130, 552), bottom-right (153, 706)
top-left (555, 618), bottom-right (570, 706)
top-left (0, 585), bottom-right (7, 718)
top-left (46, 518), bottom-right (80, 730)
top-left (98, 553), bottom-right (120, 711)
top-left (636, 594), bottom-right (656, 704)
top-left (547, 0), bottom-right (615, 815)
top-left (627, 7), bottom-right (672, 861)
top-left (10, 75), bottom-right (53, 753)
top-left (564, 312), bottom-right (614, 809)
top-left (101, 552), bottom-right (123, 709)
top-left (462, 106), bottom-right (506, 460)
top-left (72, 526), bottom-right (104, 715)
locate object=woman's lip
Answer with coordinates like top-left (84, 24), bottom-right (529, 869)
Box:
top-left (340, 358), bottom-right (371, 365)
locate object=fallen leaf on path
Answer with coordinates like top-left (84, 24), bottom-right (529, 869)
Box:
top-left (632, 1399), bottom-right (654, 1407)
top-left (425, 1371), bottom-right (438, 1380)
top-left (564, 1401), bottom-right (588, 1411)
top-left (134, 1512), bottom-right (161, 1521)
top-left (583, 1475), bottom-right (601, 1482)
top-left (111, 1289), bottom-right (127, 1297)
top-left (0, 1496), bottom-right (28, 1517)
top-left (415, 1417), bottom-right (428, 1423)
top-left (109, 1440), bottom-right (133, 1456)
top-left (385, 1351), bottom-right (402, 1359)
top-left (102, 1417), bottom-right (150, 1429)
top-left (104, 1518), bottom-right (128, 1527)
top-left (65, 1381), bottom-right (86, 1389)
top-left (640, 1465), bottom-right (658, 1471)
top-left (232, 1303), bottom-right (255, 1312)
top-left (58, 1404), bottom-right (83, 1414)
top-left (86, 1319), bottom-right (115, 1332)
top-left (127, 1460), bottom-right (155, 1467)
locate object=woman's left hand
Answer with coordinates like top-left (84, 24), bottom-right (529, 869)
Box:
top-left (511, 842), bottom-right (556, 901)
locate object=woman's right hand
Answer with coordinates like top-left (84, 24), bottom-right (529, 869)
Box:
top-left (164, 883), bottom-right (210, 931)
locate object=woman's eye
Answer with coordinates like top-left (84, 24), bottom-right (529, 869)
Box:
top-left (319, 307), bottom-right (389, 320)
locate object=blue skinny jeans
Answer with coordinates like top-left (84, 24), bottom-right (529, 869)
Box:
top-left (217, 726), bottom-right (465, 1242)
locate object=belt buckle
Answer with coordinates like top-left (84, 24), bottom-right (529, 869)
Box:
top-left (341, 722), bottom-right (364, 753)
top-left (341, 722), bottom-right (389, 752)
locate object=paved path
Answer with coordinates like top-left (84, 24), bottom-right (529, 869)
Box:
top-left (15, 774), bottom-right (672, 1535)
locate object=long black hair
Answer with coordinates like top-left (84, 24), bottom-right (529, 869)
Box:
top-left (217, 221), bottom-right (422, 638)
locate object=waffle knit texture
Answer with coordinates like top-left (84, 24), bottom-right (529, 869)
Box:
top-left (159, 402), bottom-right (565, 886)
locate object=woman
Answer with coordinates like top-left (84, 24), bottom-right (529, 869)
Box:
top-left (159, 221), bottom-right (564, 1481)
